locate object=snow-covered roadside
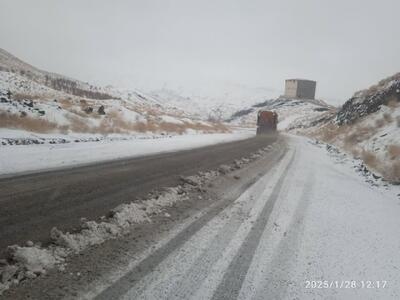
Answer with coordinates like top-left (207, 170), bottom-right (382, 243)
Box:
top-left (0, 128), bottom-right (168, 146)
top-left (0, 130), bottom-right (254, 177)
top-left (240, 135), bottom-right (400, 299)
top-left (84, 134), bottom-right (400, 300)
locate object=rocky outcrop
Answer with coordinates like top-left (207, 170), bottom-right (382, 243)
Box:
top-left (336, 73), bottom-right (400, 125)
top-left (97, 105), bottom-right (106, 115)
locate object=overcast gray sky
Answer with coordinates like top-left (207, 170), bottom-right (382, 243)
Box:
top-left (1, 0), bottom-right (399, 105)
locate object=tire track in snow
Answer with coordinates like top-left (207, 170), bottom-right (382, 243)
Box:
top-left (94, 147), bottom-right (287, 300)
top-left (94, 195), bottom-right (238, 300)
top-left (210, 149), bottom-right (296, 300)
top-left (164, 194), bottom-right (266, 298)
top-left (162, 152), bottom-right (292, 300)
top-left (251, 169), bottom-right (315, 300)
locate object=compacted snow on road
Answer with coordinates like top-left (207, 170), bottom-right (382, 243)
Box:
top-left (0, 131), bottom-right (253, 176)
top-left (88, 135), bottom-right (400, 300)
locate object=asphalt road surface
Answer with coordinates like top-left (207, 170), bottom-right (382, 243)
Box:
top-left (0, 134), bottom-right (277, 255)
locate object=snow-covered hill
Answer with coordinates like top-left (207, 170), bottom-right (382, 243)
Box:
top-left (0, 48), bottom-right (114, 100)
top-left (0, 49), bottom-right (228, 144)
top-left (227, 96), bottom-right (335, 131)
top-left (149, 83), bottom-right (279, 121)
top-left (311, 73), bottom-right (400, 182)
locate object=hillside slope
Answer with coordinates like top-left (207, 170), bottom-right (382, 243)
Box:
top-left (0, 48), bottom-right (113, 100)
top-left (312, 73), bottom-right (400, 182)
top-left (0, 49), bottom-right (227, 145)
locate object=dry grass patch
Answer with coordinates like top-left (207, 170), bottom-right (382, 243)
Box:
top-left (0, 104), bottom-right (230, 137)
top-left (350, 148), bottom-right (360, 158)
top-left (343, 125), bottom-right (377, 150)
top-left (389, 161), bottom-right (400, 182)
top-left (158, 122), bottom-right (186, 134)
top-left (388, 144), bottom-right (400, 160)
top-left (382, 113), bottom-right (393, 123)
top-left (316, 123), bottom-right (339, 142)
top-left (185, 121), bottom-right (229, 133)
top-left (59, 99), bottom-right (74, 110)
top-left (11, 93), bottom-right (42, 101)
top-left (94, 113), bottom-right (159, 134)
top-left (133, 121), bottom-right (158, 133)
top-left (313, 122), bottom-right (353, 144)
top-left (209, 122), bottom-right (230, 133)
top-left (359, 147), bottom-right (400, 183)
top-left (311, 110), bottom-right (400, 183)
top-left (382, 161), bottom-right (400, 183)
top-left (375, 118), bottom-right (385, 128)
top-left (386, 97), bottom-right (400, 109)
top-left (0, 112), bottom-right (57, 133)
top-left (373, 112), bottom-right (394, 129)
top-left (66, 115), bottom-right (92, 133)
top-left (361, 150), bottom-right (378, 169)
top-left (69, 107), bottom-right (92, 118)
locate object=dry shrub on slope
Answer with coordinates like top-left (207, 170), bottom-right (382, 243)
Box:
top-left (360, 150), bottom-right (378, 169)
top-left (388, 144), bottom-right (400, 159)
top-left (11, 93), bottom-right (42, 101)
top-left (343, 125), bottom-right (377, 149)
top-left (387, 162), bottom-right (400, 182)
top-left (0, 112), bottom-right (57, 133)
top-left (313, 118), bottom-right (400, 183)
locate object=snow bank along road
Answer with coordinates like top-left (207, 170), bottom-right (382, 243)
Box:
top-left (0, 133), bottom-right (275, 257)
top-left (86, 136), bottom-right (399, 300)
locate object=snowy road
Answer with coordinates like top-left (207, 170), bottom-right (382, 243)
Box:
top-left (3, 135), bottom-right (400, 299)
top-left (89, 135), bottom-right (400, 300)
top-left (0, 134), bottom-right (276, 257)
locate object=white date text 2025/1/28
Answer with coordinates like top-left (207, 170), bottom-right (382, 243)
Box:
top-left (305, 280), bottom-right (387, 289)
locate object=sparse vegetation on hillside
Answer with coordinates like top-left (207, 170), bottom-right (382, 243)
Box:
top-left (304, 72), bottom-right (400, 183)
top-left (0, 48), bottom-right (231, 140)
top-left (312, 104), bottom-right (400, 183)
top-left (317, 124), bottom-right (398, 182)
top-left (0, 109), bottom-right (228, 136)
top-left (0, 112), bottom-right (58, 133)
top-left (44, 76), bottom-right (114, 100)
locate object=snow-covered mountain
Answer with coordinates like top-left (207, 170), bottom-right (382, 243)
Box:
top-left (149, 83), bottom-right (280, 121)
top-left (0, 48), bottom-right (228, 145)
top-left (311, 72), bottom-right (400, 182)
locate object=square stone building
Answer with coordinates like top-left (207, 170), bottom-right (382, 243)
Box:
top-left (284, 79), bottom-right (316, 99)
